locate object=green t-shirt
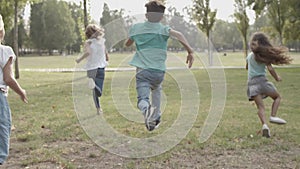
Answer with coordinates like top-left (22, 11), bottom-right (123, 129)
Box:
top-left (128, 21), bottom-right (170, 72)
top-left (247, 52), bottom-right (266, 78)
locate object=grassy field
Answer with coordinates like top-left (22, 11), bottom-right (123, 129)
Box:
top-left (4, 52), bottom-right (300, 168)
top-left (18, 51), bottom-right (300, 69)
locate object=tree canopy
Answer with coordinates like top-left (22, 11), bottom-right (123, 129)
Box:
top-left (191, 0), bottom-right (217, 65)
top-left (234, 0), bottom-right (250, 57)
top-left (30, 0), bottom-right (76, 54)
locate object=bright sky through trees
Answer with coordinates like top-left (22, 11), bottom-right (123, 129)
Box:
top-left (25, 0), bottom-right (255, 23)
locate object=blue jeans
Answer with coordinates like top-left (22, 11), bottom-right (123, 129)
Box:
top-left (0, 92), bottom-right (11, 164)
top-left (87, 68), bottom-right (105, 109)
top-left (136, 68), bottom-right (165, 119)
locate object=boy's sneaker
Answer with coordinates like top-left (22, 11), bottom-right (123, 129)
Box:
top-left (154, 116), bottom-right (161, 129)
top-left (262, 124), bottom-right (271, 138)
top-left (270, 116), bottom-right (286, 124)
top-left (144, 106), bottom-right (160, 131)
top-left (97, 108), bottom-right (103, 115)
top-left (88, 78), bottom-right (95, 89)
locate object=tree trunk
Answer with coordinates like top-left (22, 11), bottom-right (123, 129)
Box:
top-left (243, 35), bottom-right (248, 58)
top-left (277, 2), bottom-right (283, 45)
top-left (83, 0), bottom-right (88, 28)
top-left (14, 0), bottom-right (19, 79)
top-left (207, 30), bottom-right (213, 66)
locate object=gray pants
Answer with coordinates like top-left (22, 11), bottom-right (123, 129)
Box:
top-left (136, 68), bottom-right (165, 120)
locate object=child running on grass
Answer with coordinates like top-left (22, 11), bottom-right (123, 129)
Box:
top-left (76, 24), bottom-right (109, 115)
top-left (125, 0), bottom-right (194, 131)
top-left (246, 32), bottom-right (292, 138)
top-left (0, 14), bottom-right (28, 165)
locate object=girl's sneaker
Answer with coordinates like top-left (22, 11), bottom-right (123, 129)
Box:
top-left (262, 124), bottom-right (270, 138)
top-left (88, 78), bottom-right (95, 89)
top-left (270, 116), bottom-right (286, 124)
top-left (97, 108), bottom-right (103, 115)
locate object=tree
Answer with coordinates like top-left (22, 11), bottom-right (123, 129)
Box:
top-left (167, 7), bottom-right (185, 51)
top-left (30, 0), bottom-right (76, 55)
top-left (249, 0), bottom-right (299, 47)
top-left (167, 7), bottom-right (205, 52)
top-left (267, 0), bottom-right (289, 45)
top-left (247, 0), bottom-right (272, 18)
top-left (30, 2), bottom-right (45, 54)
top-left (248, 0), bottom-right (272, 31)
top-left (234, 0), bottom-right (249, 57)
top-left (211, 20), bottom-right (242, 52)
top-left (284, 20), bottom-right (300, 51)
top-left (68, 2), bottom-right (85, 54)
top-left (0, 0), bottom-right (14, 30)
top-left (191, 0), bottom-right (216, 65)
top-left (288, 0), bottom-right (300, 21)
top-left (83, 0), bottom-right (88, 28)
top-left (100, 3), bottom-right (112, 26)
top-left (100, 3), bottom-right (127, 51)
top-left (13, 0), bottom-right (20, 78)
top-left (147, 0), bottom-right (166, 4)
top-left (282, 0), bottom-right (300, 51)
top-left (252, 14), bottom-right (268, 31)
top-left (5, 19), bottom-right (29, 55)
top-left (1, 0), bottom-right (37, 78)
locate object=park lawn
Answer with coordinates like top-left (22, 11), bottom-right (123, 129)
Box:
top-left (218, 51), bottom-right (300, 67)
top-left (18, 51), bottom-right (300, 70)
top-left (5, 63), bottom-right (300, 168)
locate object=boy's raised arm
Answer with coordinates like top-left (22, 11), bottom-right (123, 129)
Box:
top-left (125, 38), bottom-right (134, 47)
top-left (169, 29), bottom-right (194, 54)
top-left (169, 29), bottom-right (194, 68)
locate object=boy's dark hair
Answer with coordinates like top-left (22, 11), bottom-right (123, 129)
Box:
top-left (145, 1), bottom-right (166, 22)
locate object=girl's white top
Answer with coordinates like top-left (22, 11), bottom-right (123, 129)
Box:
top-left (84, 38), bottom-right (107, 70)
top-left (0, 45), bottom-right (15, 89)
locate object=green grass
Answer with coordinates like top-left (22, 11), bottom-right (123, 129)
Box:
top-left (18, 51), bottom-right (300, 69)
top-left (218, 51), bottom-right (300, 66)
top-left (7, 52), bottom-right (300, 168)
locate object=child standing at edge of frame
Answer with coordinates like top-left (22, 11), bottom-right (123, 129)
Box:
top-left (246, 32), bottom-right (292, 138)
top-left (125, 0), bottom-right (194, 131)
top-left (76, 24), bottom-right (109, 115)
top-left (0, 14), bottom-right (28, 165)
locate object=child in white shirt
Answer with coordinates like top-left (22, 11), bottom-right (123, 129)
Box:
top-left (0, 14), bottom-right (28, 165)
top-left (76, 24), bottom-right (108, 114)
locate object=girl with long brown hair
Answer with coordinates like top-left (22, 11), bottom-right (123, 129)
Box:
top-left (246, 32), bottom-right (292, 138)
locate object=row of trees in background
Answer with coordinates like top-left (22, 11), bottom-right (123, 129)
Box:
top-left (234, 0), bottom-right (300, 56)
top-left (1, 0), bottom-right (300, 58)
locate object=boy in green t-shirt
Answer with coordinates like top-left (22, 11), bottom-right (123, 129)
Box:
top-left (125, 0), bottom-right (194, 131)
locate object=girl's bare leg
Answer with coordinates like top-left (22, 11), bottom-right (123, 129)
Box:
top-left (265, 91), bottom-right (281, 117)
top-left (253, 94), bottom-right (266, 124)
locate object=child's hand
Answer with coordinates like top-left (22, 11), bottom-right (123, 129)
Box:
top-left (276, 76), bottom-right (282, 82)
top-left (20, 89), bottom-right (28, 103)
top-left (186, 53), bottom-right (194, 68)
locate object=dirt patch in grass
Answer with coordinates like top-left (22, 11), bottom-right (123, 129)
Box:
top-left (4, 139), bottom-right (299, 169)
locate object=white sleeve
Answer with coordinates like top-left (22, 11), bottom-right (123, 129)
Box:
top-left (0, 46), bottom-right (15, 68)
